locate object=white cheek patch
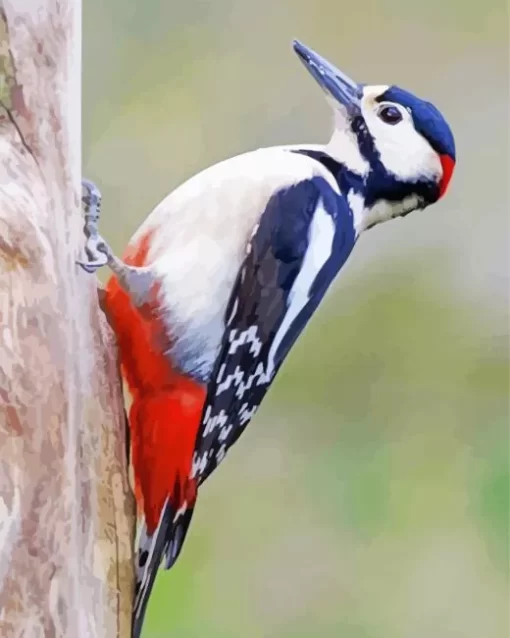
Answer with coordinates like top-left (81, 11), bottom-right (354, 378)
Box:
top-left (362, 97), bottom-right (442, 183)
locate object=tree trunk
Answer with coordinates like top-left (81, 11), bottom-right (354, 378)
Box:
top-left (0, 1), bottom-right (135, 636)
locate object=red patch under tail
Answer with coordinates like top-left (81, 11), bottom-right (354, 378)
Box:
top-left (129, 382), bottom-right (205, 531)
top-left (103, 231), bottom-right (206, 533)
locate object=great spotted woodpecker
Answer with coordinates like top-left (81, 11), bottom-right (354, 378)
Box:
top-left (79, 39), bottom-right (456, 637)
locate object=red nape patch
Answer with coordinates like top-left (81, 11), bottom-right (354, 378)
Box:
top-left (439, 154), bottom-right (455, 199)
top-left (102, 231), bottom-right (207, 531)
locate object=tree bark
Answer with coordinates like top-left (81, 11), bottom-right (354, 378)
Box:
top-left (0, 1), bottom-right (135, 637)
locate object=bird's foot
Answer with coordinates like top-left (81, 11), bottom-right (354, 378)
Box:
top-left (77, 179), bottom-right (155, 307)
top-left (77, 178), bottom-right (112, 273)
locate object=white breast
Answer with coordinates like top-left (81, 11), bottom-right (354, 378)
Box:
top-left (130, 146), bottom-right (337, 381)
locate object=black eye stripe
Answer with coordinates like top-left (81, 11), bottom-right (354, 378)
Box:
top-left (378, 105), bottom-right (403, 125)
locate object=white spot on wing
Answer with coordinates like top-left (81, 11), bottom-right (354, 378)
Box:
top-left (203, 409), bottom-right (228, 437)
top-left (216, 364), bottom-right (226, 384)
top-left (191, 451), bottom-right (208, 477)
top-left (215, 365), bottom-right (244, 395)
top-left (234, 357), bottom-right (266, 399)
top-left (216, 444), bottom-right (227, 465)
top-left (226, 298), bottom-right (239, 326)
top-left (265, 197), bottom-right (335, 379)
top-left (228, 326), bottom-right (262, 356)
top-left (239, 403), bottom-right (258, 425)
top-left (218, 423), bottom-right (233, 442)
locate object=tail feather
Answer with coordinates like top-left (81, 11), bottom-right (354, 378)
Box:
top-left (133, 498), bottom-right (173, 638)
top-left (163, 506), bottom-right (195, 570)
top-left (132, 498), bottom-right (197, 638)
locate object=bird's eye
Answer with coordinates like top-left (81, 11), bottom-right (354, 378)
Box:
top-left (377, 104), bottom-right (403, 125)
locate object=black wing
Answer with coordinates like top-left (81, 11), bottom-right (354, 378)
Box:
top-left (191, 176), bottom-right (356, 486)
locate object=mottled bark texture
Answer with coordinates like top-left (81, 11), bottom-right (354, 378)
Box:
top-left (0, 2), bottom-right (135, 637)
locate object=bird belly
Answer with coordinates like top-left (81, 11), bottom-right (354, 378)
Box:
top-left (152, 220), bottom-right (257, 384)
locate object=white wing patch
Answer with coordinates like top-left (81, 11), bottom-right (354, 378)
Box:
top-left (265, 197), bottom-right (335, 379)
top-left (228, 326), bottom-right (263, 356)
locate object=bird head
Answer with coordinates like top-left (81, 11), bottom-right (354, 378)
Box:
top-left (293, 40), bottom-right (456, 232)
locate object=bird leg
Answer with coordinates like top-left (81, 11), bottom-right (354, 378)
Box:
top-left (77, 179), bottom-right (156, 308)
top-left (77, 178), bottom-right (112, 273)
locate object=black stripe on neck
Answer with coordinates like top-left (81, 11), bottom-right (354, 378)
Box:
top-left (291, 146), bottom-right (439, 209)
top-left (290, 148), bottom-right (365, 197)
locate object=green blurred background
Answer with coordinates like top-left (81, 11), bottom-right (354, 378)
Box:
top-left (83, 2), bottom-right (509, 636)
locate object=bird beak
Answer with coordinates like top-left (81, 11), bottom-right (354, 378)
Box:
top-left (293, 40), bottom-right (362, 116)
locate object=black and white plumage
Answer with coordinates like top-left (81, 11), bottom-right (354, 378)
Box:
top-left (191, 176), bottom-right (356, 486)
top-left (79, 39), bottom-right (456, 638)
top-left (142, 174), bottom-right (357, 615)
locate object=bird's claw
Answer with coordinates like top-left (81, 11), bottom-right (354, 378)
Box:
top-left (76, 251), bottom-right (108, 273)
top-left (78, 178), bottom-right (110, 274)
top-left (76, 241), bottom-right (110, 272)
top-left (78, 234), bottom-right (109, 269)
top-left (76, 260), bottom-right (104, 274)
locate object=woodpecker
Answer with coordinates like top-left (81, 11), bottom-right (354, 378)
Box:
top-left (79, 40), bottom-right (455, 637)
